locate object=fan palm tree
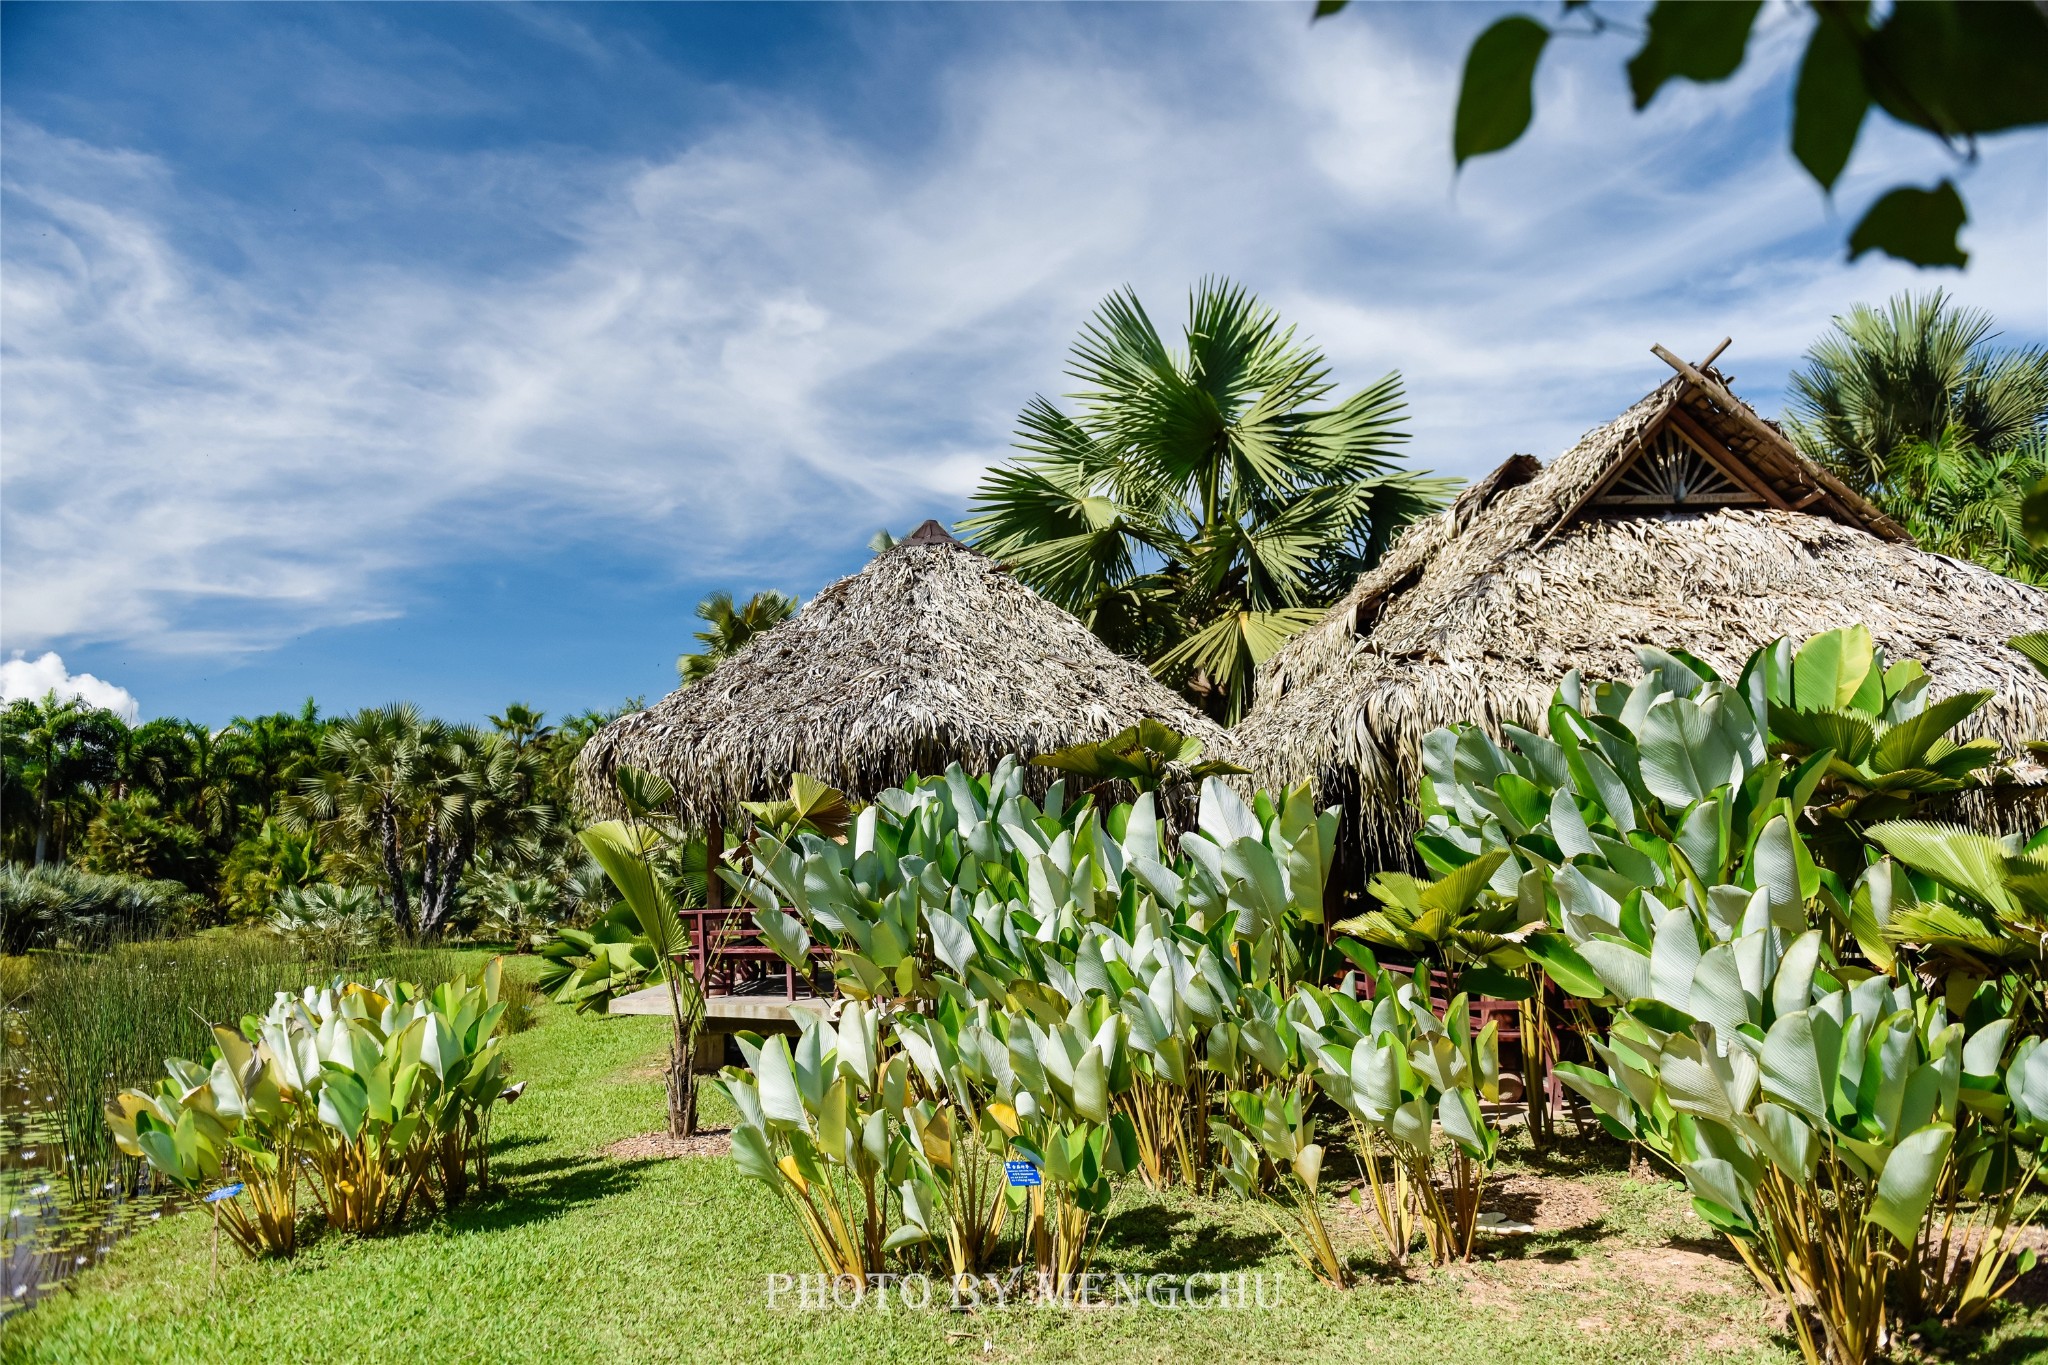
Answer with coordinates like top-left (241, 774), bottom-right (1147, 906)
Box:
top-left (676, 590), bottom-right (797, 684)
top-left (960, 279), bottom-right (1452, 722)
top-left (1788, 291), bottom-right (2048, 580)
top-left (285, 706), bottom-right (551, 939)
top-left (488, 702), bottom-right (553, 751)
top-left (286, 704), bottom-right (438, 935)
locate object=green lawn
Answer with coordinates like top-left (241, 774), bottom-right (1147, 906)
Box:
top-left (9, 990), bottom-right (2048, 1365)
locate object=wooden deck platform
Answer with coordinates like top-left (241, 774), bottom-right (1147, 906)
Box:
top-left (608, 987), bottom-right (828, 1032)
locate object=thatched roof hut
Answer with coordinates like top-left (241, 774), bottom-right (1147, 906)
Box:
top-left (1235, 349), bottom-right (2048, 872)
top-left (576, 520), bottom-right (1229, 825)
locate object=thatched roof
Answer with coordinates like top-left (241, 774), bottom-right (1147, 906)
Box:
top-left (1235, 359), bottom-right (2048, 870)
top-left (576, 520), bottom-right (1229, 823)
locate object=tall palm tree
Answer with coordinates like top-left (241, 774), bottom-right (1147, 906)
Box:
top-left (676, 590), bottom-right (797, 684)
top-left (961, 279), bottom-right (1453, 722)
top-left (0, 693), bottom-right (125, 864)
top-left (488, 702), bottom-right (554, 752)
top-left (223, 700), bottom-right (322, 819)
top-left (286, 704), bottom-right (437, 935)
top-left (1787, 291), bottom-right (2048, 579)
top-left (411, 726), bottom-right (551, 938)
top-left (286, 706), bottom-right (552, 939)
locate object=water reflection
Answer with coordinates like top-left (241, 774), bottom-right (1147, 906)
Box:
top-left (2, 1020), bottom-right (184, 1318)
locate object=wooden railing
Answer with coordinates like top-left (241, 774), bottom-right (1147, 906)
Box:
top-left (682, 907), bottom-right (832, 999)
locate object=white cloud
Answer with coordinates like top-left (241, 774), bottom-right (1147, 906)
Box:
top-left (2, 8), bottom-right (2043, 661)
top-left (1, 652), bottom-right (140, 721)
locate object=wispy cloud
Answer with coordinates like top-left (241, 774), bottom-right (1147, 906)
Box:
top-left (4, 7), bottom-right (2042, 663)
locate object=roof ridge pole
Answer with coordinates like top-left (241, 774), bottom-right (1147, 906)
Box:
top-left (1650, 342), bottom-right (1909, 542)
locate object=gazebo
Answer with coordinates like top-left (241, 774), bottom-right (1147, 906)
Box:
top-left (576, 518), bottom-right (1229, 887)
top-left (1234, 345), bottom-right (2048, 877)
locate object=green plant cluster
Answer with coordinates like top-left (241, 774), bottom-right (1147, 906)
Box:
top-left (1410, 625), bottom-right (2043, 1364)
top-left (716, 759), bottom-right (1503, 1294)
top-left (104, 958), bottom-right (523, 1258)
top-left (1, 862), bottom-right (204, 954)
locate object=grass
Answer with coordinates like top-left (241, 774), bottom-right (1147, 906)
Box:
top-left (8, 990), bottom-right (2048, 1365)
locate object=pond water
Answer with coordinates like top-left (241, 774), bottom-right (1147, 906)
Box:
top-left (2, 1013), bottom-right (184, 1319)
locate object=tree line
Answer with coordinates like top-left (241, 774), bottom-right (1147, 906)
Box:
top-left (0, 693), bottom-right (636, 937)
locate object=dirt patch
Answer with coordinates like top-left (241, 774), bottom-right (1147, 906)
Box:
top-left (1485, 1171), bottom-right (1607, 1234)
top-left (1330, 1170), bottom-right (1608, 1248)
top-left (1607, 1242), bottom-right (1750, 1297)
top-left (601, 1128), bottom-right (732, 1160)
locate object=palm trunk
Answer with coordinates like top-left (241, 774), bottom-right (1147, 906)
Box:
top-left (418, 826), bottom-right (477, 939)
top-left (380, 801), bottom-right (413, 936)
top-left (664, 974), bottom-right (700, 1138)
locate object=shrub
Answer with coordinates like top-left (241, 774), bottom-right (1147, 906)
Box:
top-left (269, 883), bottom-right (389, 959)
top-left (0, 862), bottom-right (198, 953)
top-left (719, 760), bottom-right (1515, 1296)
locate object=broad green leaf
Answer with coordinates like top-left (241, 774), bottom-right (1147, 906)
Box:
top-left (1792, 7), bottom-right (1869, 190)
top-left (1749, 816), bottom-right (1809, 931)
top-left (1579, 939), bottom-right (1651, 1002)
top-left (1549, 788), bottom-right (1597, 859)
top-left (1680, 1156), bottom-right (1753, 1230)
top-left (1454, 17), bottom-right (1550, 166)
top-left (1687, 946), bottom-right (1753, 1040)
top-left (1389, 1097), bottom-right (1433, 1152)
top-left (1627, 0), bottom-right (1763, 108)
top-left (1868, 1124), bottom-right (1954, 1246)
top-left (1848, 181), bottom-right (1967, 269)
top-left (755, 1034), bottom-right (809, 1130)
top-left (1772, 932), bottom-right (1822, 1019)
top-left (1072, 1044), bottom-right (1109, 1124)
top-left (1744, 1101), bottom-right (1818, 1182)
top-left (755, 909), bottom-right (812, 969)
top-left (1648, 905), bottom-right (1702, 1010)
top-left (1791, 626), bottom-right (1875, 713)
top-left (1525, 933), bottom-right (1608, 1000)
top-left (1762, 1011), bottom-right (1829, 1122)
top-left (1438, 1088), bottom-right (1490, 1159)
top-left (1640, 696), bottom-right (1740, 806)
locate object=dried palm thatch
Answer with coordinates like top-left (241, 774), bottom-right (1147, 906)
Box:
top-left (1236, 363), bottom-right (2048, 872)
top-left (576, 521), bottom-right (1229, 824)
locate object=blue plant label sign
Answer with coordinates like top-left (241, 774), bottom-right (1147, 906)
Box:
top-left (1004, 1161), bottom-right (1041, 1188)
top-left (204, 1183), bottom-right (245, 1203)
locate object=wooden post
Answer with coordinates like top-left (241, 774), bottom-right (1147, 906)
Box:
top-left (702, 811), bottom-right (723, 996)
top-left (705, 812), bottom-right (724, 909)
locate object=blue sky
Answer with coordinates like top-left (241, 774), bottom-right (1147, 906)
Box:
top-left (4, 2), bottom-right (2045, 727)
